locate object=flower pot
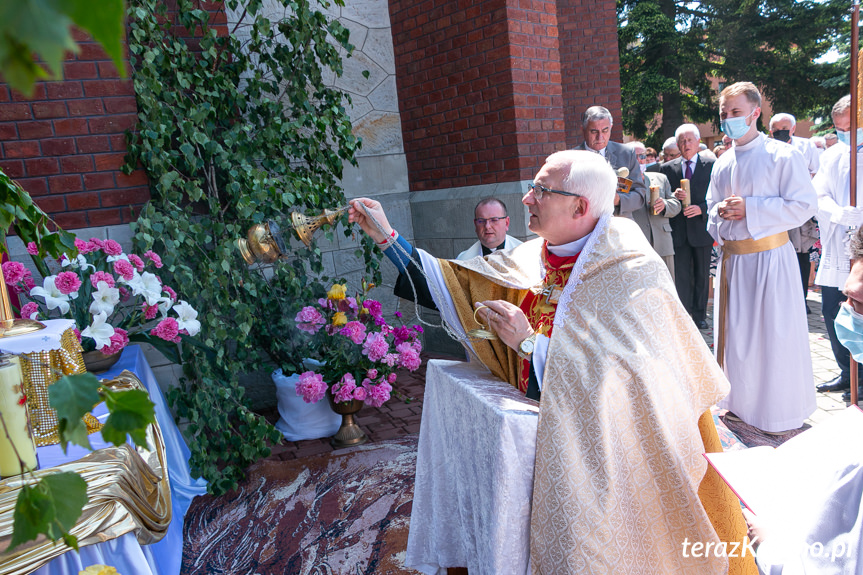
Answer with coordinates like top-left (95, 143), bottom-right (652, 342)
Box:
top-left (82, 350), bottom-right (121, 374)
top-left (271, 368), bottom-right (340, 441)
top-left (326, 392), bottom-right (368, 449)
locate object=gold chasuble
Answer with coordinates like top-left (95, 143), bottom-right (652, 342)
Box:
top-left (437, 216), bottom-right (755, 574)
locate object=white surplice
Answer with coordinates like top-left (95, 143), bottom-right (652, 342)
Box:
top-left (707, 133), bottom-right (818, 432)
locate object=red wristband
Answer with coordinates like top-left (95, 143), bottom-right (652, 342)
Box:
top-left (377, 229), bottom-right (396, 245)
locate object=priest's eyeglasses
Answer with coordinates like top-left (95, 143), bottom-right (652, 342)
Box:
top-left (527, 182), bottom-right (581, 200)
top-left (474, 217), bottom-right (507, 225)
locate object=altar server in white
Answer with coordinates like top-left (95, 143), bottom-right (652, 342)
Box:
top-left (707, 81), bottom-right (818, 434)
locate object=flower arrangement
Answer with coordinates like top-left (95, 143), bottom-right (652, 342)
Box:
top-left (3, 238), bottom-right (200, 362)
top-left (294, 283), bottom-right (422, 407)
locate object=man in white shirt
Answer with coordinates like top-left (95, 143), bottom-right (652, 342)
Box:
top-left (813, 95), bottom-right (863, 397)
top-left (456, 197), bottom-right (522, 260)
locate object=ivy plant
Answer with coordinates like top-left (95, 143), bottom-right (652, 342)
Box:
top-left (124, 0), bottom-right (382, 494)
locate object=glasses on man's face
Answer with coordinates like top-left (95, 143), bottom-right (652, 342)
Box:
top-left (527, 182), bottom-right (581, 201)
top-left (474, 217), bottom-right (507, 226)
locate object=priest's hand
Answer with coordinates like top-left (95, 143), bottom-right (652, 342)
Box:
top-left (348, 198), bottom-right (393, 244)
top-left (683, 205), bottom-right (702, 218)
top-left (476, 300), bottom-right (533, 350)
top-left (717, 194), bottom-right (746, 220)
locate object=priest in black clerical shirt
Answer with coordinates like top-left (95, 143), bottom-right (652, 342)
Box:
top-left (455, 197), bottom-right (522, 260)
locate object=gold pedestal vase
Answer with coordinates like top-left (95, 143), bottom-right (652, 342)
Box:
top-left (326, 393), bottom-right (368, 449)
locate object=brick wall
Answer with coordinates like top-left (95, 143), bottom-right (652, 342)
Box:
top-left (556, 0), bottom-right (623, 146)
top-left (388, 0), bottom-right (567, 192)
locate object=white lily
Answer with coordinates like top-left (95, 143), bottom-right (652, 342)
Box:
top-left (29, 276), bottom-right (71, 314)
top-left (127, 272), bottom-right (162, 306)
top-left (81, 312), bottom-right (115, 349)
top-left (157, 296), bottom-right (174, 319)
top-left (89, 281), bottom-right (119, 316)
top-left (106, 253), bottom-right (129, 264)
top-left (173, 300), bottom-right (201, 336)
top-left (60, 253), bottom-right (94, 272)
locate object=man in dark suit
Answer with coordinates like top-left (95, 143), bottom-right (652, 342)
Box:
top-left (660, 124), bottom-right (715, 330)
top-left (576, 106), bottom-right (647, 236)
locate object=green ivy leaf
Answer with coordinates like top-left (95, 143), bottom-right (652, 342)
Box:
top-left (8, 472), bottom-right (88, 551)
top-left (48, 373), bottom-right (102, 453)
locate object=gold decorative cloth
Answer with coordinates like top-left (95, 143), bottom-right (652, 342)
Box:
top-left (19, 327), bottom-right (102, 446)
top-left (0, 371), bottom-right (171, 575)
top-left (439, 216), bottom-right (756, 574)
top-left (716, 231), bottom-right (789, 368)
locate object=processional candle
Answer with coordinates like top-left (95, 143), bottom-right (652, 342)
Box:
top-left (680, 179), bottom-right (691, 208)
top-left (0, 356), bottom-right (38, 477)
top-left (650, 185), bottom-right (661, 215)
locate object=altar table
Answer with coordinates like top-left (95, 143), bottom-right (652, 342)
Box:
top-left (4, 345), bottom-right (207, 575)
top-left (405, 360), bottom-right (538, 575)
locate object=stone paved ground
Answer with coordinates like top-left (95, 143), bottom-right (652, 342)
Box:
top-left (265, 288), bottom-right (852, 460)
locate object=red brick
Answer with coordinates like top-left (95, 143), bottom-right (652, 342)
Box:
top-left (33, 195), bottom-right (65, 213)
top-left (0, 104), bottom-right (32, 121)
top-left (99, 187), bottom-right (151, 207)
top-left (103, 97), bottom-right (138, 114)
top-left (93, 153), bottom-right (126, 171)
top-left (109, 134), bottom-right (128, 151)
top-left (24, 158), bottom-right (60, 177)
top-left (53, 211), bottom-right (89, 229)
top-left (45, 82), bottom-right (84, 99)
top-left (97, 61), bottom-right (129, 78)
top-left (16, 121), bottom-right (53, 139)
top-left (10, 84), bottom-right (45, 101)
top-left (77, 43), bottom-right (108, 61)
top-left (18, 177), bottom-right (49, 196)
top-left (0, 160), bottom-right (24, 178)
top-left (63, 61), bottom-right (98, 80)
top-left (76, 135), bottom-right (111, 153)
top-left (89, 114), bottom-right (137, 134)
top-left (48, 174), bottom-right (84, 193)
top-left (59, 156), bottom-right (94, 173)
top-left (116, 169), bottom-right (148, 187)
top-left (0, 124), bottom-right (16, 140)
top-left (53, 118), bottom-right (89, 136)
top-left (0, 86), bottom-right (9, 102)
top-left (121, 205), bottom-right (144, 223)
top-left (65, 191), bottom-right (101, 210)
top-left (82, 80), bottom-right (134, 98)
top-left (87, 208), bottom-right (122, 227)
top-left (83, 172), bottom-right (115, 190)
top-left (3, 141), bottom-right (40, 158)
top-left (31, 102), bottom-right (67, 119)
top-left (71, 28), bottom-right (92, 43)
top-left (41, 138), bottom-right (76, 156)
top-left (67, 99), bottom-right (105, 116)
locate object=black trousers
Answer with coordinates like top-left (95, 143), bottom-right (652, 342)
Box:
top-left (673, 242), bottom-right (712, 323)
top-left (821, 285), bottom-right (850, 380)
top-left (797, 252), bottom-right (811, 302)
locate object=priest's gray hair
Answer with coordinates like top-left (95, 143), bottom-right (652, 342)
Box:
top-left (674, 123), bottom-right (700, 141)
top-left (582, 106), bottom-right (613, 126)
top-left (833, 95), bottom-right (852, 120)
top-left (546, 150), bottom-right (615, 218)
top-left (852, 226), bottom-right (863, 262)
top-left (769, 113), bottom-right (796, 129)
top-left (662, 137), bottom-right (679, 153)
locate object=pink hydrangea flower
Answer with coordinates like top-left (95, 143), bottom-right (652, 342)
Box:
top-left (353, 387), bottom-right (367, 401)
top-left (333, 373), bottom-right (356, 403)
top-left (102, 239), bottom-right (123, 256)
top-left (362, 332), bottom-right (389, 362)
top-left (100, 327), bottom-right (129, 355)
top-left (363, 380), bottom-right (392, 408)
top-left (295, 306), bottom-right (325, 334)
top-left (397, 341), bottom-right (422, 371)
top-left (113, 259), bottom-right (135, 281)
top-left (143, 250), bottom-right (163, 268)
top-left (142, 302), bottom-right (158, 320)
top-left (151, 317), bottom-right (180, 343)
top-left (128, 254), bottom-right (145, 272)
top-left (364, 299), bottom-right (382, 317)
top-left (90, 271), bottom-right (115, 289)
top-left (25, 242), bottom-right (39, 256)
top-left (339, 321), bottom-right (367, 344)
top-left (163, 285), bottom-right (177, 301)
top-left (296, 371), bottom-right (327, 404)
top-left (55, 271), bottom-right (82, 295)
top-left (2, 261), bottom-right (29, 287)
top-left (20, 302), bottom-right (39, 320)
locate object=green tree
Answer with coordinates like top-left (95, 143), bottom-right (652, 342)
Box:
top-left (618, 0), bottom-right (847, 145)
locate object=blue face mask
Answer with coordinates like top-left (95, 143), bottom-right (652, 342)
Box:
top-left (836, 129), bottom-right (863, 146)
top-left (720, 110), bottom-right (755, 140)
top-left (835, 303), bottom-right (863, 362)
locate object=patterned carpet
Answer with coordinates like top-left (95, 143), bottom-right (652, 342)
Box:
top-left (181, 435), bottom-right (421, 575)
top-left (717, 408), bottom-right (809, 448)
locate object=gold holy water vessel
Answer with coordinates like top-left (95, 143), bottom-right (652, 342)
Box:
top-left (236, 206), bottom-right (350, 265)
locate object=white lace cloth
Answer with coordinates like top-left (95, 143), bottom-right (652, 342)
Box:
top-left (405, 360), bottom-right (538, 575)
top-left (0, 318), bottom-right (76, 354)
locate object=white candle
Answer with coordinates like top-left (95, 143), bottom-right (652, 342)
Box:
top-left (0, 358), bottom-right (37, 476)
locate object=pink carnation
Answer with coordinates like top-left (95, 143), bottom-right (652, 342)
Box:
top-left (362, 332), bottom-right (389, 362)
top-left (296, 371), bottom-right (327, 404)
top-left (163, 286), bottom-right (177, 301)
top-left (128, 254), bottom-right (145, 272)
top-left (142, 302), bottom-right (159, 320)
top-left (366, 368), bottom-right (378, 380)
top-left (397, 341), bottom-right (422, 371)
top-left (23, 276), bottom-right (35, 292)
top-left (73, 327), bottom-right (82, 343)
top-left (339, 321), bottom-right (367, 344)
top-left (20, 302), bottom-right (39, 320)
top-left (89, 238), bottom-right (105, 249)
top-left (55, 271), bottom-right (82, 295)
top-left (353, 387), bottom-right (367, 401)
top-left (118, 286), bottom-right (130, 302)
top-left (2, 261), bottom-right (29, 288)
top-left (333, 373), bottom-right (357, 403)
top-left (99, 327), bottom-right (129, 355)
top-left (295, 306), bottom-right (325, 334)
top-left (387, 372), bottom-right (397, 384)
top-left (74, 238), bottom-right (98, 254)
top-left (90, 271), bottom-right (115, 289)
top-left (25, 242), bottom-right (38, 256)
top-left (102, 239), bottom-right (123, 256)
top-left (150, 317), bottom-right (180, 343)
top-left (113, 259), bottom-right (135, 281)
top-left (364, 299), bottom-right (382, 317)
top-left (143, 250), bottom-right (163, 268)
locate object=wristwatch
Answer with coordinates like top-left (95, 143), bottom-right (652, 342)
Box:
top-left (518, 332), bottom-right (538, 360)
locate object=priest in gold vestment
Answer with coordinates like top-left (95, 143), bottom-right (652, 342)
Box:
top-left (349, 150), bottom-right (755, 574)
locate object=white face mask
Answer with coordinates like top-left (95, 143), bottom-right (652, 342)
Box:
top-left (639, 163), bottom-right (648, 174)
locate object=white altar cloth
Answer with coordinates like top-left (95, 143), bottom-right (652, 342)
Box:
top-left (31, 345), bottom-right (207, 575)
top-left (405, 360), bottom-right (538, 575)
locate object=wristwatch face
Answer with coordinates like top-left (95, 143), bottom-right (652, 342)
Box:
top-left (520, 337), bottom-right (535, 355)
